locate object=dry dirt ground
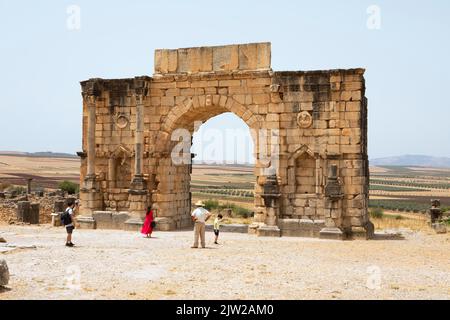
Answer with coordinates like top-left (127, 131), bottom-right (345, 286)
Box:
top-left (0, 155), bottom-right (79, 189)
top-left (1, 224), bottom-right (449, 300)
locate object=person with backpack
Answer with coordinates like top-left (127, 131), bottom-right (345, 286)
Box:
top-left (61, 200), bottom-right (77, 247)
top-left (141, 207), bottom-right (155, 238)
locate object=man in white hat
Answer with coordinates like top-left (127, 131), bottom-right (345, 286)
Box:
top-left (191, 200), bottom-right (211, 248)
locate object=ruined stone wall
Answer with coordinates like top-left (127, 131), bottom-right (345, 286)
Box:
top-left (0, 201), bottom-right (16, 224)
top-left (271, 70), bottom-right (369, 235)
top-left (0, 194), bottom-right (69, 224)
top-left (78, 42), bottom-right (371, 239)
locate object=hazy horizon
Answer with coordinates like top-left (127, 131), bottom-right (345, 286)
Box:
top-left (1, 149), bottom-right (450, 163)
top-left (1, 0), bottom-right (449, 159)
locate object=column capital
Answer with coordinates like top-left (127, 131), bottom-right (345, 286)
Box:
top-left (135, 93), bottom-right (144, 105)
top-left (82, 93), bottom-right (98, 106)
top-left (133, 79), bottom-right (148, 101)
top-left (81, 80), bottom-right (100, 104)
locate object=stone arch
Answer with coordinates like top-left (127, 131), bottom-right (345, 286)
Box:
top-left (79, 42), bottom-right (371, 239)
top-left (288, 145), bottom-right (315, 167)
top-left (157, 95), bottom-right (263, 150)
top-left (151, 94), bottom-right (263, 230)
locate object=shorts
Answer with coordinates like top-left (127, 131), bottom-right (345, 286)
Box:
top-left (214, 229), bottom-right (219, 236)
top-left (66, 225), bottom-right (75, 234)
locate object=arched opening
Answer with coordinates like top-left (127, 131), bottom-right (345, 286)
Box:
top-left (190, 112), bottom-right (256, 223)
top-left (153, 98), bottom-right (262, 229)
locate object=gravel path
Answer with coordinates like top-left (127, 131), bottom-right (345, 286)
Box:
top-left (0, 224), bottom-right (449, 300)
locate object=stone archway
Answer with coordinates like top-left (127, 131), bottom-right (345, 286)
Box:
top-left (151, 95), bottom-right (265, 231)
top-left (78, 42), bottom-right (373, 240)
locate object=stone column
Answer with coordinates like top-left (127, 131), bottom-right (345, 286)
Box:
top-left (85, 95), bottom-right (97, 185)
top-left (315, 158), bottom-right (321, 194)
top-left (78, 91), bottom-right (101, 229)
top-left (108, 157), bottom-right (116, 189)
top-left (16, 201), bottom-right (30, 222)
top-left (126, 81), bottom-right (149, 231)
top-left (30, 203), bottom-right (40, 224)
top-left (320, 164), bottom-right (345, 240)
top-left (130, 92), bottom-right (145, 188)
top-left (27, 178), bottom-right (33, 194)
top-left (256, 174), bottom-right (281, 237)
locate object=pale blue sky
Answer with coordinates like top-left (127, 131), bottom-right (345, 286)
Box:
top-left (0, 0), bottom-right (449, 159)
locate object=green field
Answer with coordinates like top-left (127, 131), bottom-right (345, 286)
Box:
top-left (192, 164), bottom-right (450, 214)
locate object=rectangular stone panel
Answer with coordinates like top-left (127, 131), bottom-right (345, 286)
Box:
top-left (154, 42), bottom-right (271, 74)
top-left (213, 45), bottom-right (239, 71)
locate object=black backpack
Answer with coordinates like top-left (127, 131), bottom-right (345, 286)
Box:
top-left (60, 209), bottom-right (72, 226)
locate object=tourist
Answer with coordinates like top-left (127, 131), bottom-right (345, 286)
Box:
top-left (61, 200), bottom-right (78, 247)
top-left (213, 214), bottom-right (223, 245)
top-left (141, 207), bottom-right (155, 238)
top-left (191, 201), bottom-right (211, 249)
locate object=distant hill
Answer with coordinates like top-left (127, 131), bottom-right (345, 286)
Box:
top-left (0, 151), bottom-right (78, 159)
top-left (192, 159), bottom-right (253, 167)
top-left (370, 155), bottom-right (450, 168)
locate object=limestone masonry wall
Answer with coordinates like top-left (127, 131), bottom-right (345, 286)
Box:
top-left (77, 42), bottom-right (372, 239)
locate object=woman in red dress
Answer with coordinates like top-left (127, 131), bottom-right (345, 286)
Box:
top-left (141, 207), bottom-right (154, 238)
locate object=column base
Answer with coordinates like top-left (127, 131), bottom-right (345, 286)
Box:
top-left (256, 225), bottom-right (281, 237)
top-left (248, 222), bottom-right (264, 235)
top-left (77, 216), bottom-right (96, 229)
top-left (154, 217), bottom-right (176, 231)
top-left (124, 217), bottom-right (144, 232)
top-left (130, 174), bottom-right (147, 191)
top-left (319, 227), bottom-right (344, 240)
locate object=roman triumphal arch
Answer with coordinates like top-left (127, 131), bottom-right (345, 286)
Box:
top-left (77, 42), bottom-right (373, 240)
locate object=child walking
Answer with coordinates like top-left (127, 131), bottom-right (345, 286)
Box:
top-left (213, 214), bottom-right (223, 245)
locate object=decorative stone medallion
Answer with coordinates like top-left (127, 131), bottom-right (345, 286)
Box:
top-left (297, 111), bottom-right (313, 128)
top-left (115, 114), bottom-right (129, 129)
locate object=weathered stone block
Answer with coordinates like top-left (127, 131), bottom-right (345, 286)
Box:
top-left (0, 259), bottom-right (9, 287)
top-left (213, 44), bottom-right (239, 71)
top-left (16, 201), bottom-right (30, 222)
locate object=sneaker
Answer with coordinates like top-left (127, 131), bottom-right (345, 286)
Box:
top-left (66, 243), bottom-right (74, 247)
top-left (214, 242), bottom-right (219, 245)
top-left (191, 246), bottom-right (198, 249)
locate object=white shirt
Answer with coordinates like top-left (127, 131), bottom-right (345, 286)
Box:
top-left (191, 207), bottom-right (209, 223)
top-left (65, 207), bottom-right (74, 227)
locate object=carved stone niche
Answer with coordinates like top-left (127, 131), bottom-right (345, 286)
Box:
top-left (108, 145), bottom-right (133, 190)
top-left (287, 145), bottom-right (317, 195)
